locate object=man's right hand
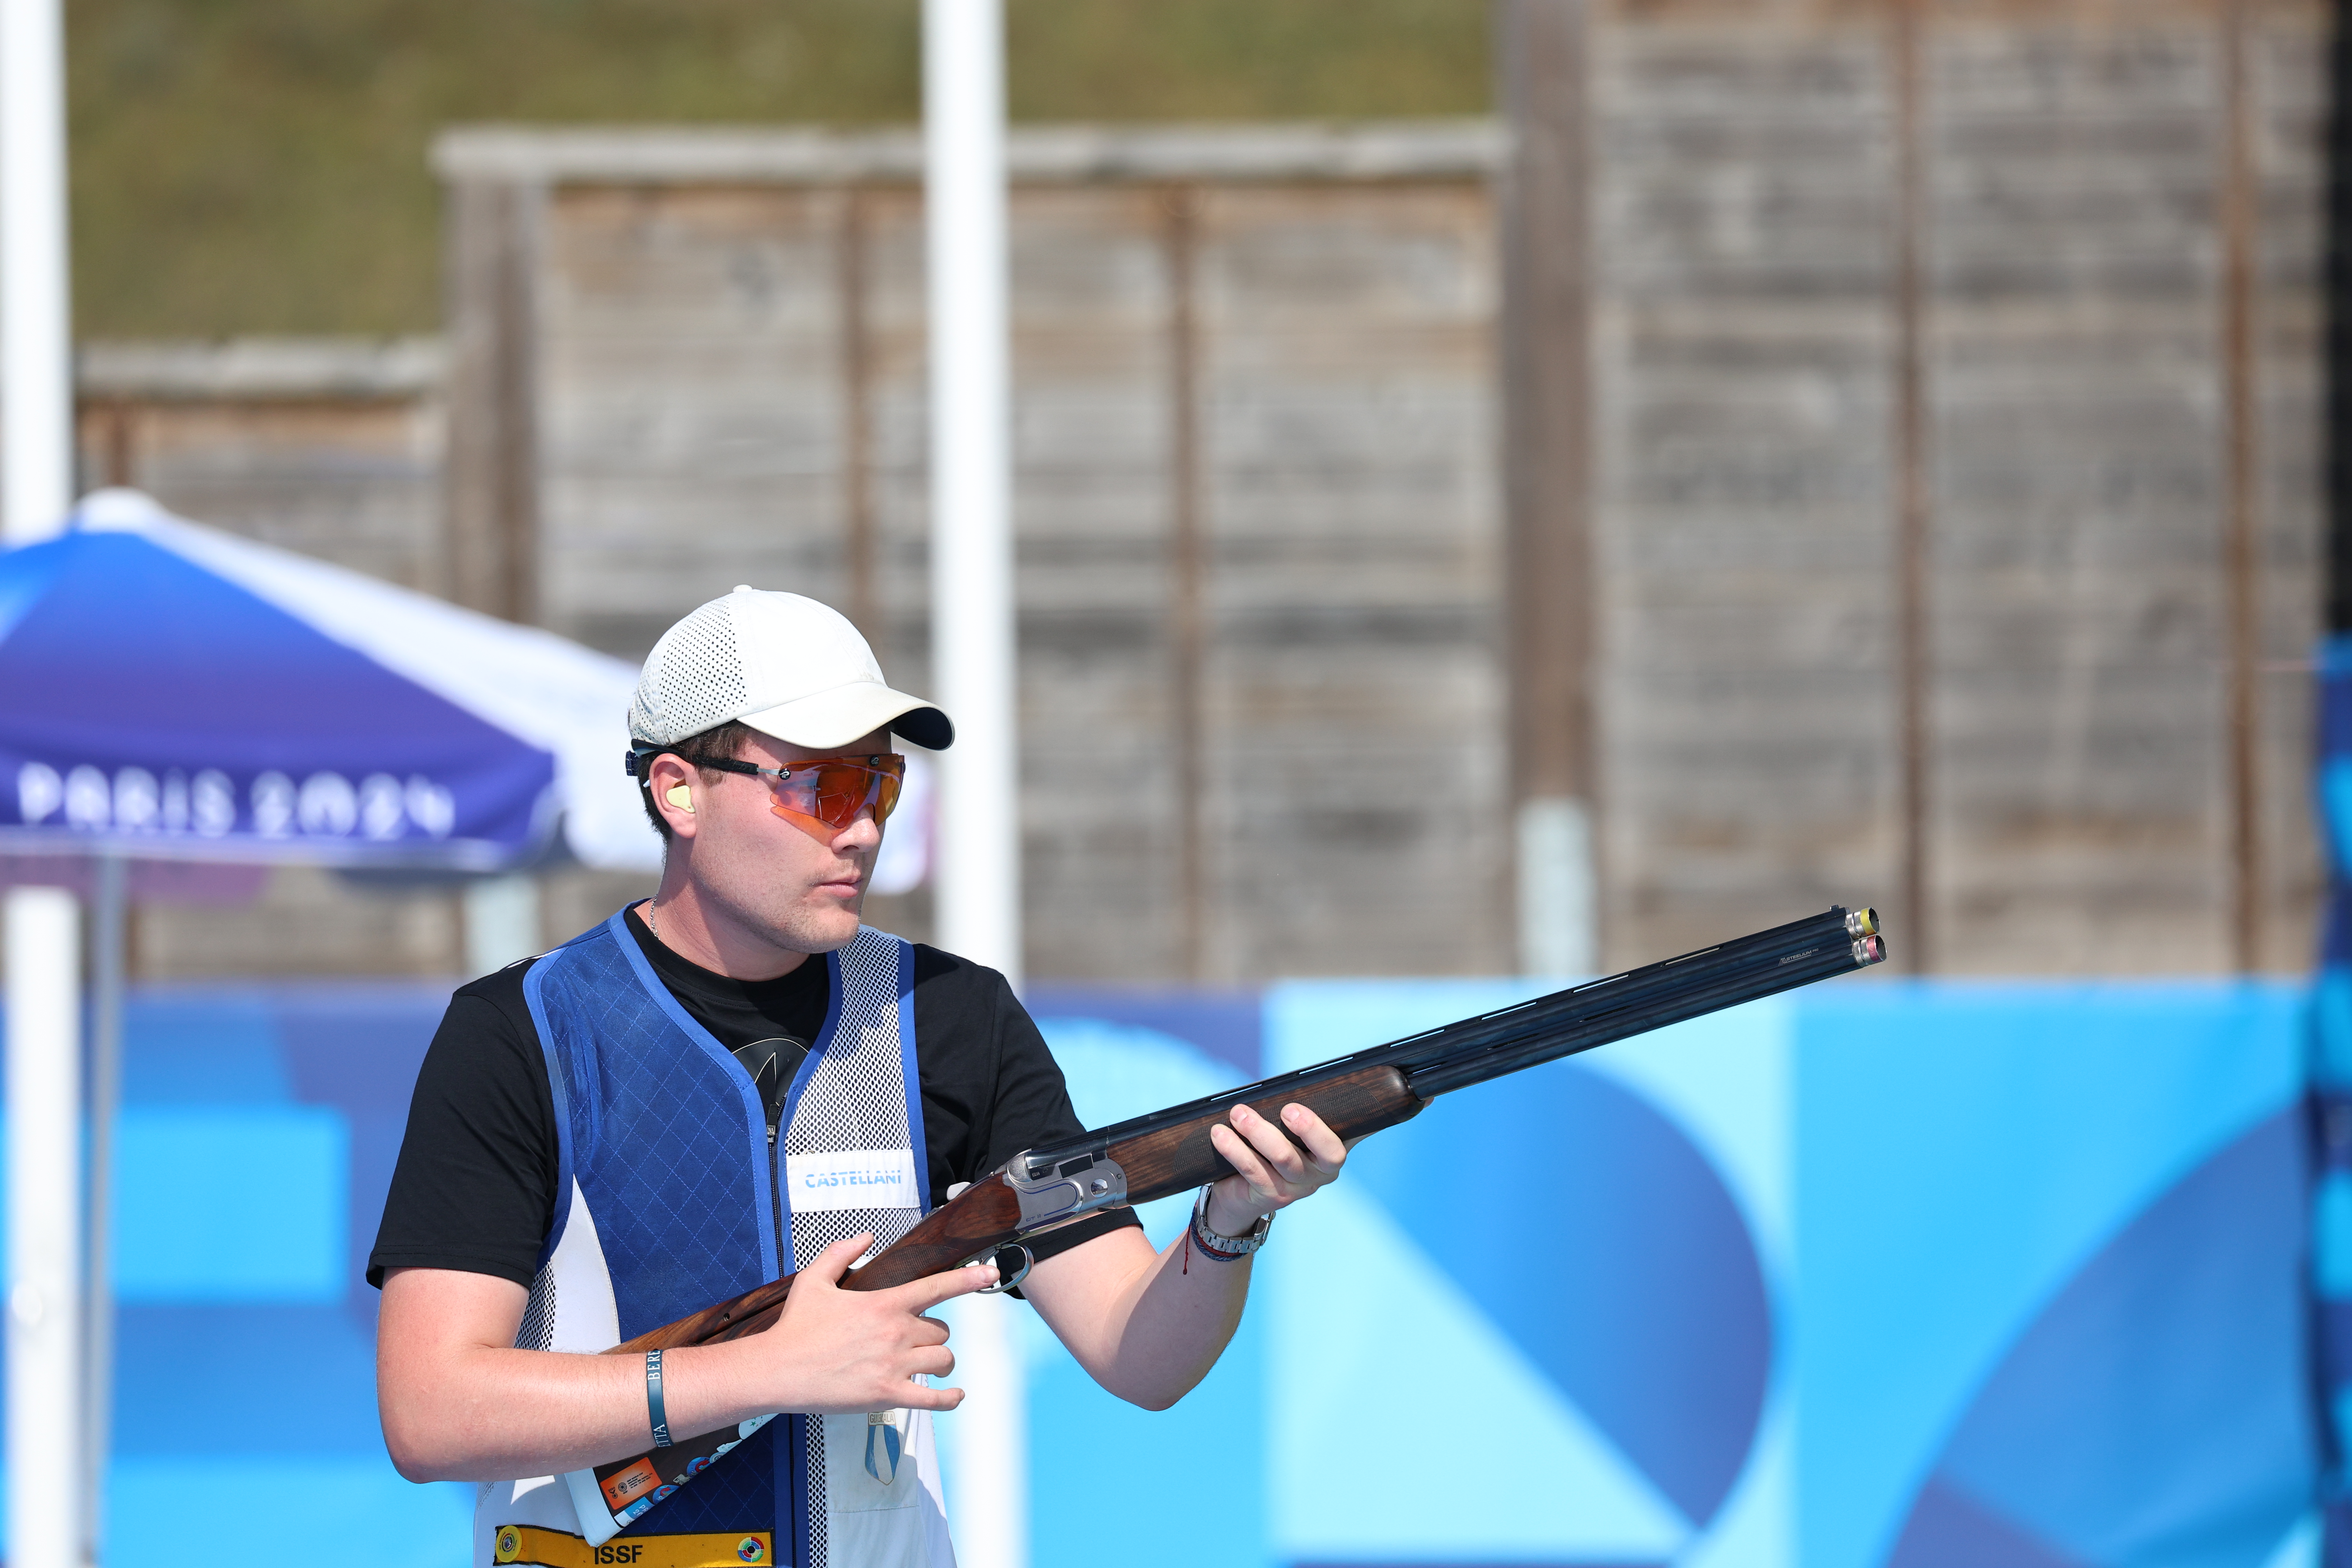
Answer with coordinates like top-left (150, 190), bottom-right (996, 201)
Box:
top-left (758, 1233), bottom-right (999, 1414)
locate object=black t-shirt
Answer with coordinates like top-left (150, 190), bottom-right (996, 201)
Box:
top-left (367, 906), bottom-right (1135, 1290)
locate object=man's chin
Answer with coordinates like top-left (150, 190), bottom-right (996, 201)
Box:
top-left (785, 898), bottom-right (866, 952)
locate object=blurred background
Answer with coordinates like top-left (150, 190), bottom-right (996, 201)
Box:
top-left (2, 0), bottom-right (2342, 1564)
top-left (58, 0), bottom-right (2327, 988)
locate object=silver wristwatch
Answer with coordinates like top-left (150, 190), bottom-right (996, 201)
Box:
top-left (1189, 1184), bottom-right (1272, 1259)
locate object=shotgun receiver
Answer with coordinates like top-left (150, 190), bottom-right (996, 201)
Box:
top-left (567, 905), bottom-right (1884, 1535)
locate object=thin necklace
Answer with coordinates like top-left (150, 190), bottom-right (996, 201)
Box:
top-left (645, 899), bottom-right (659, 938)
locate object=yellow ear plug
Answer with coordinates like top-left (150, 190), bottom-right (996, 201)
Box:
top-left (666, 785), bottom-right (694, 812)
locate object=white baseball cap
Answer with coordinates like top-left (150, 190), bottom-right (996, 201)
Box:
top-left (628, 587), bottom-right (954, 751)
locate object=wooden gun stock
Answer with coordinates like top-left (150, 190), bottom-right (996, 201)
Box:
top-left (608, 1061), bottom-right (1426, 1358)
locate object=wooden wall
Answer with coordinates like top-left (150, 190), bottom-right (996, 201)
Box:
top-left (1510, 0), bottom-right (2328, 974)
top-left (76, 339), bottom-right (446, 593)
top-left (435, 124), bottom-right (1512, 984)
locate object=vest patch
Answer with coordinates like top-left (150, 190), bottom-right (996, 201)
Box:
top-left (785, 1148), bottom-right (920, 1212)
top-left (492, 1524), bottom-right (771, 1568)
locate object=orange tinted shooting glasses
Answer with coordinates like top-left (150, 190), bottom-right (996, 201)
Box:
top-left (639, 749), bottom-right (905, 841)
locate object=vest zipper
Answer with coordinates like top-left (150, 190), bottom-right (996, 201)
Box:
top-left (768, 1119), bottom-right (788, 1271)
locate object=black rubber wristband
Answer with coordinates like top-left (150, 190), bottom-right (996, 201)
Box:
top-left (646, 1349), bottom-right (673, 1448)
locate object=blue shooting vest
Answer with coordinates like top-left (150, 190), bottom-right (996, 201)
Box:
top-left (470, 910), bottom-right (955, 1568)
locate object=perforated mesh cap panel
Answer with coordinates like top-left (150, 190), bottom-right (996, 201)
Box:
top-left (629, 596), bottom-right (749, 744)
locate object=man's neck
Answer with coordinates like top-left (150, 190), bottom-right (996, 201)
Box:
top-left (639, 887), bottom-right (814, 982)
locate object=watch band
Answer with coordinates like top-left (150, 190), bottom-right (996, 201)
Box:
top-left (1189, 1184), bottom-right (1272, 1261)
top-left (646, 1349), bottom-right (673, 1448)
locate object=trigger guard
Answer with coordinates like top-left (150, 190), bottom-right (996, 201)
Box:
top-left (973, 1244), bottom-right (1034, 1295)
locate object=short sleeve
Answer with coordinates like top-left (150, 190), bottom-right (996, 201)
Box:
top-left (366, 976), bottom-right (561, 1289)
top-left (978, 970), bottom-right (1145, 1265)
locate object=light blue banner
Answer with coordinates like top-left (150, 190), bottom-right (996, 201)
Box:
top-left (0, 976), bottom-right (2314, 1568)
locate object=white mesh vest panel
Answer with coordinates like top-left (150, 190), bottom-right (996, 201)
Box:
top-left (785, 929), bottom-right (953, 1568)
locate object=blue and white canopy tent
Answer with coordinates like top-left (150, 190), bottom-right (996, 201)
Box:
top-left (0, 488), bottom-right (657, 875)
top-left (0, 487), bottom-right (655, 1556)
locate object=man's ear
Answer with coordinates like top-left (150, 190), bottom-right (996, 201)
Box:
top-left (648, 755), bottom-right (701, 836)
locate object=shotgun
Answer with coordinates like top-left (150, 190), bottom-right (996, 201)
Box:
top-left (566, 905), bottom-right (1884, 1537)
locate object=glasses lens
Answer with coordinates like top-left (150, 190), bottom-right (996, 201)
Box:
top-left (810, 764), bottom-right (871, 829)
top-left (828, 756), bottom-right (904, 827)
top-left (766, 756), bottom-right (906, 835)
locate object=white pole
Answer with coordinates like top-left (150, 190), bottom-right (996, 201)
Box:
top-left (926, 0), bottom-right (1021, 993)
top-left (936, 1289), bottom-right (1026, 1568)
top-left (3, 0), bottom-right (76, 544)
top-left (4, 11), bottom-right (85, 1562)
top-left (83, 852), bottom-right (124, 1567)
top-left (6, 886), bottom-right (82, 1568)
top-left (925, 7), bottom-right (1026, 1567)
top-left (462, 873), bottom-right (543, 977)
top-left (1516, 797), bottom-right (1596, 977)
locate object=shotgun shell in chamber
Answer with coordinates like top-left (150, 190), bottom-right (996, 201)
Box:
top-left (1845, 907), bottom-right (1879, 938)
top-left (1851, 935), bottom-right (1884, 965)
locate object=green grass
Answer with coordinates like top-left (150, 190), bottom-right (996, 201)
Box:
top-left (67, 0), bottom-right (1489, 338)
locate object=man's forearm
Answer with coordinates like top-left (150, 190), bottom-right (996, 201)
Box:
top-left (1106, 1230), bottom-right (1256, 1410)
top-left (379, 1333), bottom-right (780, 1483)
top-left (1024, 1224), bottom-right (1253, 1412)
top-left (377, 1249), bottom-right (982, 1484)
top-left (1027, 1103), bottom-right (1342, 1412)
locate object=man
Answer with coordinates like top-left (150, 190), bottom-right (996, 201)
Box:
top-left (371, 587), bottom-right (1347, 1568)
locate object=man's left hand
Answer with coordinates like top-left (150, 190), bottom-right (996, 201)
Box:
top-left (1202, 1102), bottom-right (1347, 1239)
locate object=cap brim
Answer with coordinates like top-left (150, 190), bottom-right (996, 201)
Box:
top-left (737, 683), bottom-right (955, 751)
